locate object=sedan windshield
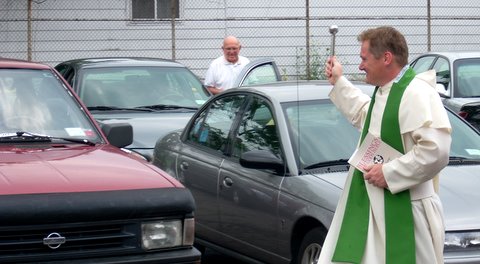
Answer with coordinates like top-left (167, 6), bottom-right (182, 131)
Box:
top-left (454, 58), bottom-right (480, 97)
top-left (283, 100), bottom-right (480, 169)
top-left (78, 66), bottom-right (209, 109)
top-left (283, 100), bottom-right (360, 169)
top-left (0, 69), bottom-right (102, 143)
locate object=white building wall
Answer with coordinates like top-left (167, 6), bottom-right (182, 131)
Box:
top-left (1, 0), bottom-right (480, 79)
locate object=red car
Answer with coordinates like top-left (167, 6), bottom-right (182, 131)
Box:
top-left (0, 58), bottom-right (200, 263)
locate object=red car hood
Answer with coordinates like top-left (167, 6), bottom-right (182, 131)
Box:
top-left (0, 144), bottom-right (181, 195)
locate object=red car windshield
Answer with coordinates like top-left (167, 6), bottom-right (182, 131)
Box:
top-left (0, 69), bottom-right (101, 143)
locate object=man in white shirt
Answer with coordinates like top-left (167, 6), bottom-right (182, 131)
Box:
top-left (204, 36), bottom-right (250, 95)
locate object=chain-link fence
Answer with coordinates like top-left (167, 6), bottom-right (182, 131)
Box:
top-left (1, 0), bottom-right (480, 80)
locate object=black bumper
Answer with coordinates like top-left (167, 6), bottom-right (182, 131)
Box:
top-left (27, 247), bottom-right (201, 264)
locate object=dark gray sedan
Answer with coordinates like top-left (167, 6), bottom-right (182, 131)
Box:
top-left (153, 80), bottom-right (480, 264)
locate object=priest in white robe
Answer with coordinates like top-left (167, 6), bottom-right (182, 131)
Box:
top-left (318, 26), bottom-right (451, 264)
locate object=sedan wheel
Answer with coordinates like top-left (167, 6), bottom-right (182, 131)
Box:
top-left (296, 227), bottom-right (326, 264)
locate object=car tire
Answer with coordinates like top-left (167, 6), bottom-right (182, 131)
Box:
top-left (295, 227), bottom-right (326, 264)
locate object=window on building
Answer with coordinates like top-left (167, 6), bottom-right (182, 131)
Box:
top-left (132, 0), bottom-right (179, 19)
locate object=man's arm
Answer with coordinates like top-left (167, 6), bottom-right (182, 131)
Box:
top-left (207, 86), bottom-right (223, 95)
top-left (325, 56), bottom-right (370, 127)
top-left (325, 56), bottom-right (341, 85)
top-left (381, 127), bottom-right (451, 193)
top-left (204, 61), bottom-right (219, 94)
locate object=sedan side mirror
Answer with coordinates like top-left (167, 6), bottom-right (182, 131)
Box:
top-left (436, 83), bottom-right (449, 98)
top-left (240, 149), bottom-right (285, 173)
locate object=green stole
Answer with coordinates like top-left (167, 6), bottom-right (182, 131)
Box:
top-left (332, 68), bottom-right (416, 264)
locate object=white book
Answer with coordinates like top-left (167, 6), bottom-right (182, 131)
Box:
top-left (348, 132), bottom-right (402, 173)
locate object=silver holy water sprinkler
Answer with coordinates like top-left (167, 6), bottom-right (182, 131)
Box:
top-left (329, 25), bottom-right (339, 56)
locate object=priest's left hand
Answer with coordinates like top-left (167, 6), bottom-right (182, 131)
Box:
top-left (363, 164), bottom-right (388, 188)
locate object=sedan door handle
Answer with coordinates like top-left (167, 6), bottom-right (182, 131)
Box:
top-left (222, 177), bottom-right (233, 188)
top-left (180, 161), bottom-right (189, 171)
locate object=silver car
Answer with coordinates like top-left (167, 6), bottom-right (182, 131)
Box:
top-left (55, 57), bottom-right (281, 161)
top-left (152, 80), bottom-right (480, 264)
top-left (410, 51), bottom-right (480, 130)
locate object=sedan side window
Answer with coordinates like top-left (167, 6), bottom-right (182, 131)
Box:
top-left (187, 95), bottom-right (246, 152)
top-left (432, 57), bottom-right (450, 92)
top-left (411, 56), bottom-right (435, 73)
top-left (55, 64), bottom-right (74, 85)
top-left (233, 97), bottom-right (281, 158)
top-left (234, 59), bottom-right (281, 88)
top-left (241, 64), bottom-right (279, 86)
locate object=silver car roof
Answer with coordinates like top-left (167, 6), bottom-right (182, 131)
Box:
top-left (225, 80), bottom-right (374, 103)
top-left (417, 51), bottom-right (480, 60)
